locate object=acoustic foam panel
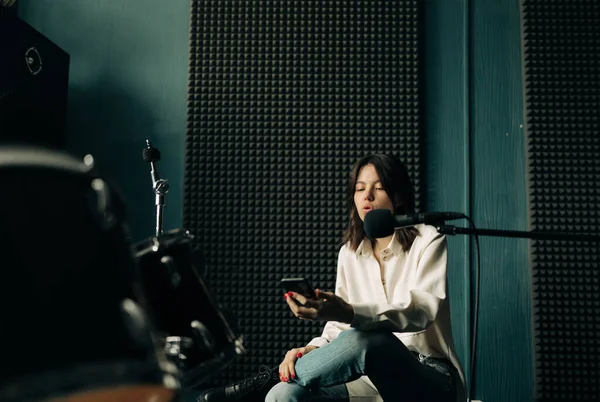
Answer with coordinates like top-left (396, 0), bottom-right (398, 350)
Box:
top-left (184, 0), bottom-right (423, 387)
top-left (522, 1), bottom-right (600, 401)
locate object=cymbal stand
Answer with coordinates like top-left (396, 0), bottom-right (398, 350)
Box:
top-left (142, 140), bottom-right (169, 237)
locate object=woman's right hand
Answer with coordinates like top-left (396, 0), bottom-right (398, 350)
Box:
top-left (278, 345), bottom-right (319, 382)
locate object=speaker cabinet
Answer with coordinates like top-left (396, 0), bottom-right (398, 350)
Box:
top-left (0, 12), bottom-right (70, 148)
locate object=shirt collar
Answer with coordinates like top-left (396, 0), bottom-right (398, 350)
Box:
top-left (356, 231), bottom-right (403, 259)
top-left (355, 238), bottom-right (372, 258)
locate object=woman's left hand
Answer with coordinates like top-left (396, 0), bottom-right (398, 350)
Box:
top-left (284, 289), bottom-right (354, 323)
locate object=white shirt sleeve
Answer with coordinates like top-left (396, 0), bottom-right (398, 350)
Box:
top-left (307, 249), bottom-right (351, 347)
top-left (350, 234), bottom-right (448, 333)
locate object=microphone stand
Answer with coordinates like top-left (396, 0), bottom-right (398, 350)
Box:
top-left (430, 220), bottom-right (599, 402)
top-left (435, 224), bottom-right (600, 242)
top-left (143, 140), bottom-right (169, 237)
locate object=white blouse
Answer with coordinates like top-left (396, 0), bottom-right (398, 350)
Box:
top-left (307, 224), bottom-right (466, 402)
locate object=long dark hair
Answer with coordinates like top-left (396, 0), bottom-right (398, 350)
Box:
top-left (341, 154), bottom-right (419, 252)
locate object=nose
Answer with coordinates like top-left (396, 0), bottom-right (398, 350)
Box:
top-left (364, 189), bottom-right (374, 201)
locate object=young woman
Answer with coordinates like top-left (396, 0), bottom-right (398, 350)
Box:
top-left (198, 154), bottom-right (465, 402)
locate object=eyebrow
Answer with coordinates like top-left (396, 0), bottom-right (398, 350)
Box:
top-left (355, 180), bottom-right (382, 185)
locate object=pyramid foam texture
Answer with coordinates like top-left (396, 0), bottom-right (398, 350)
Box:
top-left (184, 0), bottom-right (423, 386)
top-left (522, 1), bottom-right (600, 401)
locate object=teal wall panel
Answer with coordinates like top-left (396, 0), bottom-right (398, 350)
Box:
top-left (18, 0), bottom-right (190, 242)
top-left (470, 0), bottom-right (533, 400)
top-left (422, 0), bottom-right (471, 387)
top-left (425, 0), bottom-right (534, 400)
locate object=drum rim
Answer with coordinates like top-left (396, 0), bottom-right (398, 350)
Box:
top-left (0, 359), bottom-right (180, 402)
top-left (0, 146), bottom-right (95, 176)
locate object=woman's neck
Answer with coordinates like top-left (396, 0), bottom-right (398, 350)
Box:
top-left (372, 235), bottom-right (393, 255)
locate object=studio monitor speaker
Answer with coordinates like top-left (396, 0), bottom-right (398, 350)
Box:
top-left (0, 11), bottom-right (70, 148)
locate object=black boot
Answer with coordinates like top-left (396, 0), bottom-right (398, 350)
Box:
top-left (196, 366), bottom-right (279, 402)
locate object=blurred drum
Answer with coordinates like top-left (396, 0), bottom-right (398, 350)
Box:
top-left (0, 146), bottom-right (179, 402)
top-left (134, 229), bottom-right (245, 388)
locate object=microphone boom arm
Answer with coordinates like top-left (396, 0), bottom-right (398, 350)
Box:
top-left (436, 225), bottom-right (600, 242)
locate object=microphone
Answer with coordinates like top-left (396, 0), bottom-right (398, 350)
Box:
top-left (363, 209), bottom-right (464, 238)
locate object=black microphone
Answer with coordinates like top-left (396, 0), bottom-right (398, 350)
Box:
top-left (363, 209), bottom-right (464, 238)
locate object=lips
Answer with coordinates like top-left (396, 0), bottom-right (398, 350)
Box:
top-left (363, 206), bottom-right (373, 212)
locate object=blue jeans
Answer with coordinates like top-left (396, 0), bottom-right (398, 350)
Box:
top-left (265, 329), bottom-right (457, 402)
